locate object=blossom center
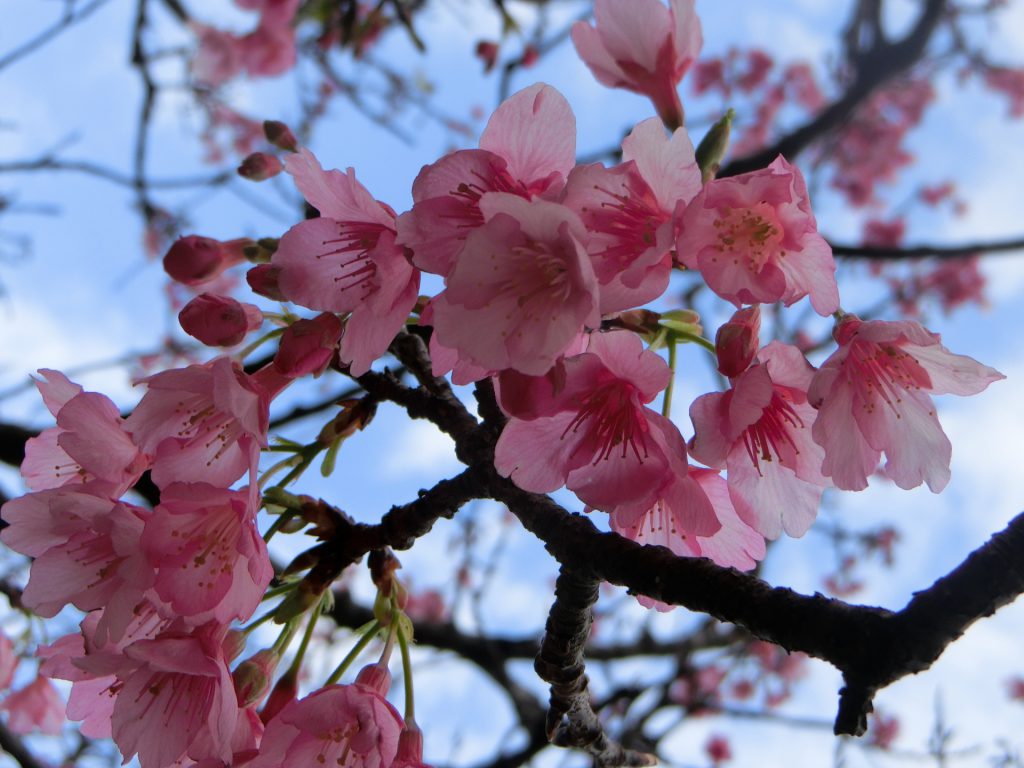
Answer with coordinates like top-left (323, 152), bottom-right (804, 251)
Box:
top-left (712, 203), bottom-right (783, 271)
top-left (563, 379), bottom-right (650, 463)
top-left (846, 341), bottom-right (932, 416)
top-left (741, 390), bottom-right (803, 475)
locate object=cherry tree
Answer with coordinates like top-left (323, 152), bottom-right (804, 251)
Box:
top-left (1, 1), bottom-right (1024, 767)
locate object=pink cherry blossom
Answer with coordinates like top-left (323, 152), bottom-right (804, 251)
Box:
top-left (111, 626), bottom-right (239, 768)
top-left (571, 0), bottom-right (701, 129)
top-left (611, 468), bottom-right (765, 611)
top-left (273, 312), bottom-right (343, 378)
top-left (191, 25), bottom-right (245, 87)
top-left (0, 631), bottom-right (16, 691)
top-left (179, 294), bottom-right (263, 347)
top-left (273, 149), bottom-right (419, 376)
top-left (561, 117), bottom-right (700, 312)
top-left (126, 356), bottom-right (270, 489)
top-left (239, 23), bottom-right (296, 79)
top-left (21, 370), bottom-right (149, 496)
top-left (0, 489), bottom-right (153, 641)
top-left (396, 83), bottom-right (576, 276)
top-left (808, 314), bottom-right (1004, 492)
top-left (494, 330), bottom-right (686, 512)
top-left (677, 156), bottom-right (839, 316)
top-left (250, 666), bottom-right (403, 768)
top-left (430, 194), bottom-right (600, 377)
top-left (0, 674), bottom-right (65, 735)
top-left (690, 342), bottom-right (830, 539)
top-left (142, 482), bottom-right (272, 625)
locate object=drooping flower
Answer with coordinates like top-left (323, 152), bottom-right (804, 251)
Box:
top-left (429, 194), bottom-right (600, 377)
top-left (808, 314), bottom-right (1004, 492)
top-left (494, 330), bottom-right (687, 512)
top-left (571, 0), bottom-right (701, 129)
top-left (0, 675), bottom-right (65, 735)
top-left (690, 342), bottom-right (829, 539)
top-left (249, 665), bottom-right (404, 768)
top-left (396, 83), bottom-right (576, 276)
top-left (273, 149), bottom-right (419, 376)
top-left (677, 156), bottom-right (839, 316)
top-left (561, 117), bottom-right (701, 312)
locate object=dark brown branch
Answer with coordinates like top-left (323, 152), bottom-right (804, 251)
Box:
top-left (830, 236), bottom-right (1024, 260)
top-left (0, 721), bottom-right (46, 768)
top-left (0, 0), bottom-right (113, 72)
top-left (720, 0), bottom-right (947, 176)
top-left (0, 157), bottom-right (232, 190)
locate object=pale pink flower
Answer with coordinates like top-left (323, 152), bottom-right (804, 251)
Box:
top-left (494, 330), bottom-right (686, 512)
top-left (142, 482), bottom-right (271, 625)
top-left (273, 149), bottom-right (419, 376)
top-left (396, 83), bottom-right (576, 276)
top-left (690, 342), bottom-right (830, 539)
top-left (611, 468), bottom-right (765, 611)
top-left (571, 0), bottom-right (701, 129)
top-left (561, 118), bottom-right (700, 312)
top-left (21, 370), bottom-right (149, 497)
top-left (0, 674), bottom-right (65, 735)
top-left (0, 489), bottom-right (153, 641)
top-left (179, 294), bottom-right (263, 347)
top-left (0, 631), bottom-right (16, 691)
top-left (126, 357), bottom-right (269, 489)
top-left (430, 194), bottom-right (600, 377)
top-left (111, 626), bottom-right (239, 768)
top-left (808, 315), bottom-right (1004, 492)
top-left (677, 156), bottom-right (839, 316)
top-left (250, 666), bottom-right (403, 768)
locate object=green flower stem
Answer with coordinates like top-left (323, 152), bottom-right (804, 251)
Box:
top-left (325, 620), bottom-right (381, 685)
top-left (662, 340), bottom-right (678, 419)
top-left (397, 619), bottom-right (415, 721)
top-left (286, 594), bottom-right (324, 678)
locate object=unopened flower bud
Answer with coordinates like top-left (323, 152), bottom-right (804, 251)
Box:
top-left (260, 666), bottom-right (297, 724)
top-left (164, 235), bottom-right (249, 286)
top-left (393, 724), bottom-right (428, 768)
top-left (355, 663), bottom-right (391, 696)
top-left (246, 263), bottom-right (286, 300)
top-left (179, 293), bottom-right (263, 347)
top-left (475, 40), bottom-right (499, 73)
top-left (696, 108), bottom-right (734, 183)
top-left (238, 152), bottom-right (284, 181)
top-left (233, 649), bottom-right (281, 707)
top-left (273, 313), bottom-right (343, 378)
top-left (263, 120), bottom-right (299, 152)
top-left (715, 305), bottom-right (761, 378)
top-left (222, 629), bottom-right (248, 662)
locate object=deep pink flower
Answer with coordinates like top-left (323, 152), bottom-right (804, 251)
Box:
top-left (142, 482), bottom-right (272, 625)
top-left (494, 331), bottom-right (687, 512)
top-left (126, 357), bottom-right (269, 489)
top-left (714, 305), bottom-right (761, 378)
top-left (808, 315), bottom-right (1004, 492)
top-left (273, 149), bottom-right (419, 376)
top-left (571, 0), bottom-right (701, 129)
top-left (0, 674), bottom-right (65, 735)
top-left (396, 83), bottom-right (576, 276)
top-left (690, 342), bottom-right (830, 539)
top-left (561, 118), bottom-right (700, 312)
top-left (430, 194), bottom-right (599, 377)
top-left (677, 156), bottom-right (839, 316)
top-left (111, 626), bottom-right (239, 768)
top-left (1, 489), bottom-right (153, 641)
top-left (179, 294), bottom-right (263, 347)
top-left (250, 666), bottom-right (403, 768)
top-left (21, 370), bottom-right (149, 496)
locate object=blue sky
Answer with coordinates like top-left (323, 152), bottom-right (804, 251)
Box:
top-left (2, 1), bottom-right (1024, 766)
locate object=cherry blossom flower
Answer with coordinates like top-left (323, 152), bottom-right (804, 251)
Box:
top-left (126, 357), bottom-right (271, 489)
top-left (561, 117), bottom-right (700, 312)
top-left (571, 0), bottom-right (701, 129)
top-left (494, 330), bottom-right (688, 512)
top-left (111, 626), bottom-right (239, 768)
top-left (808, 314), bottom-right (1004, 492)
top-left (0, 674), bottom-right (65, 735)
top-left (142, 482), bottom-right (272, 625)
top-left (273, 149), bottom-right (419, 376)
top-left (21, 370), bottom-right (148, 497)
top-left (250, 666), bottom-right (403, 768)
top-left (690, 342), bottom-right (830, 539)
top-left (191, 25), bottom-right (245, 87)
top-left (396, 83), bottom-right (576, 276)
top-left (272, 312), bottom-right (343, 378)
top-left (677, 156), bottom-right (839, 316)
top-left (430, 194), bottom-right (600, 377)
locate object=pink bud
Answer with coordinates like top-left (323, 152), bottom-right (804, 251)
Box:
top-left (273, 313), bottom-right (343, 378)
top-left (715, 305), bottom-right (761, 378)
top-left (521, 44), bottom-right (539, 68)
top-left (475, 40), bottom-right (499, 73)
top-left (354, 663), bottom-right (391, 696)
top-left (247, 263), bottom-right (286, 300)
top-left (263, 120), bottom-right (299, 152)
top-left (164, 235), bottom-right (249, 286)
top-left (222, 629), bottom-right (248, 663)
top-left (179, 293), bottom-right (263, 347)
top-left (393, 724), bottom-right (429, 768)
top-left (233, 649), bottom-right (281, 707)
top-left (260, 666), bottom-right (297, 725)
top-left (238, 152), bottom-right (284, 181)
